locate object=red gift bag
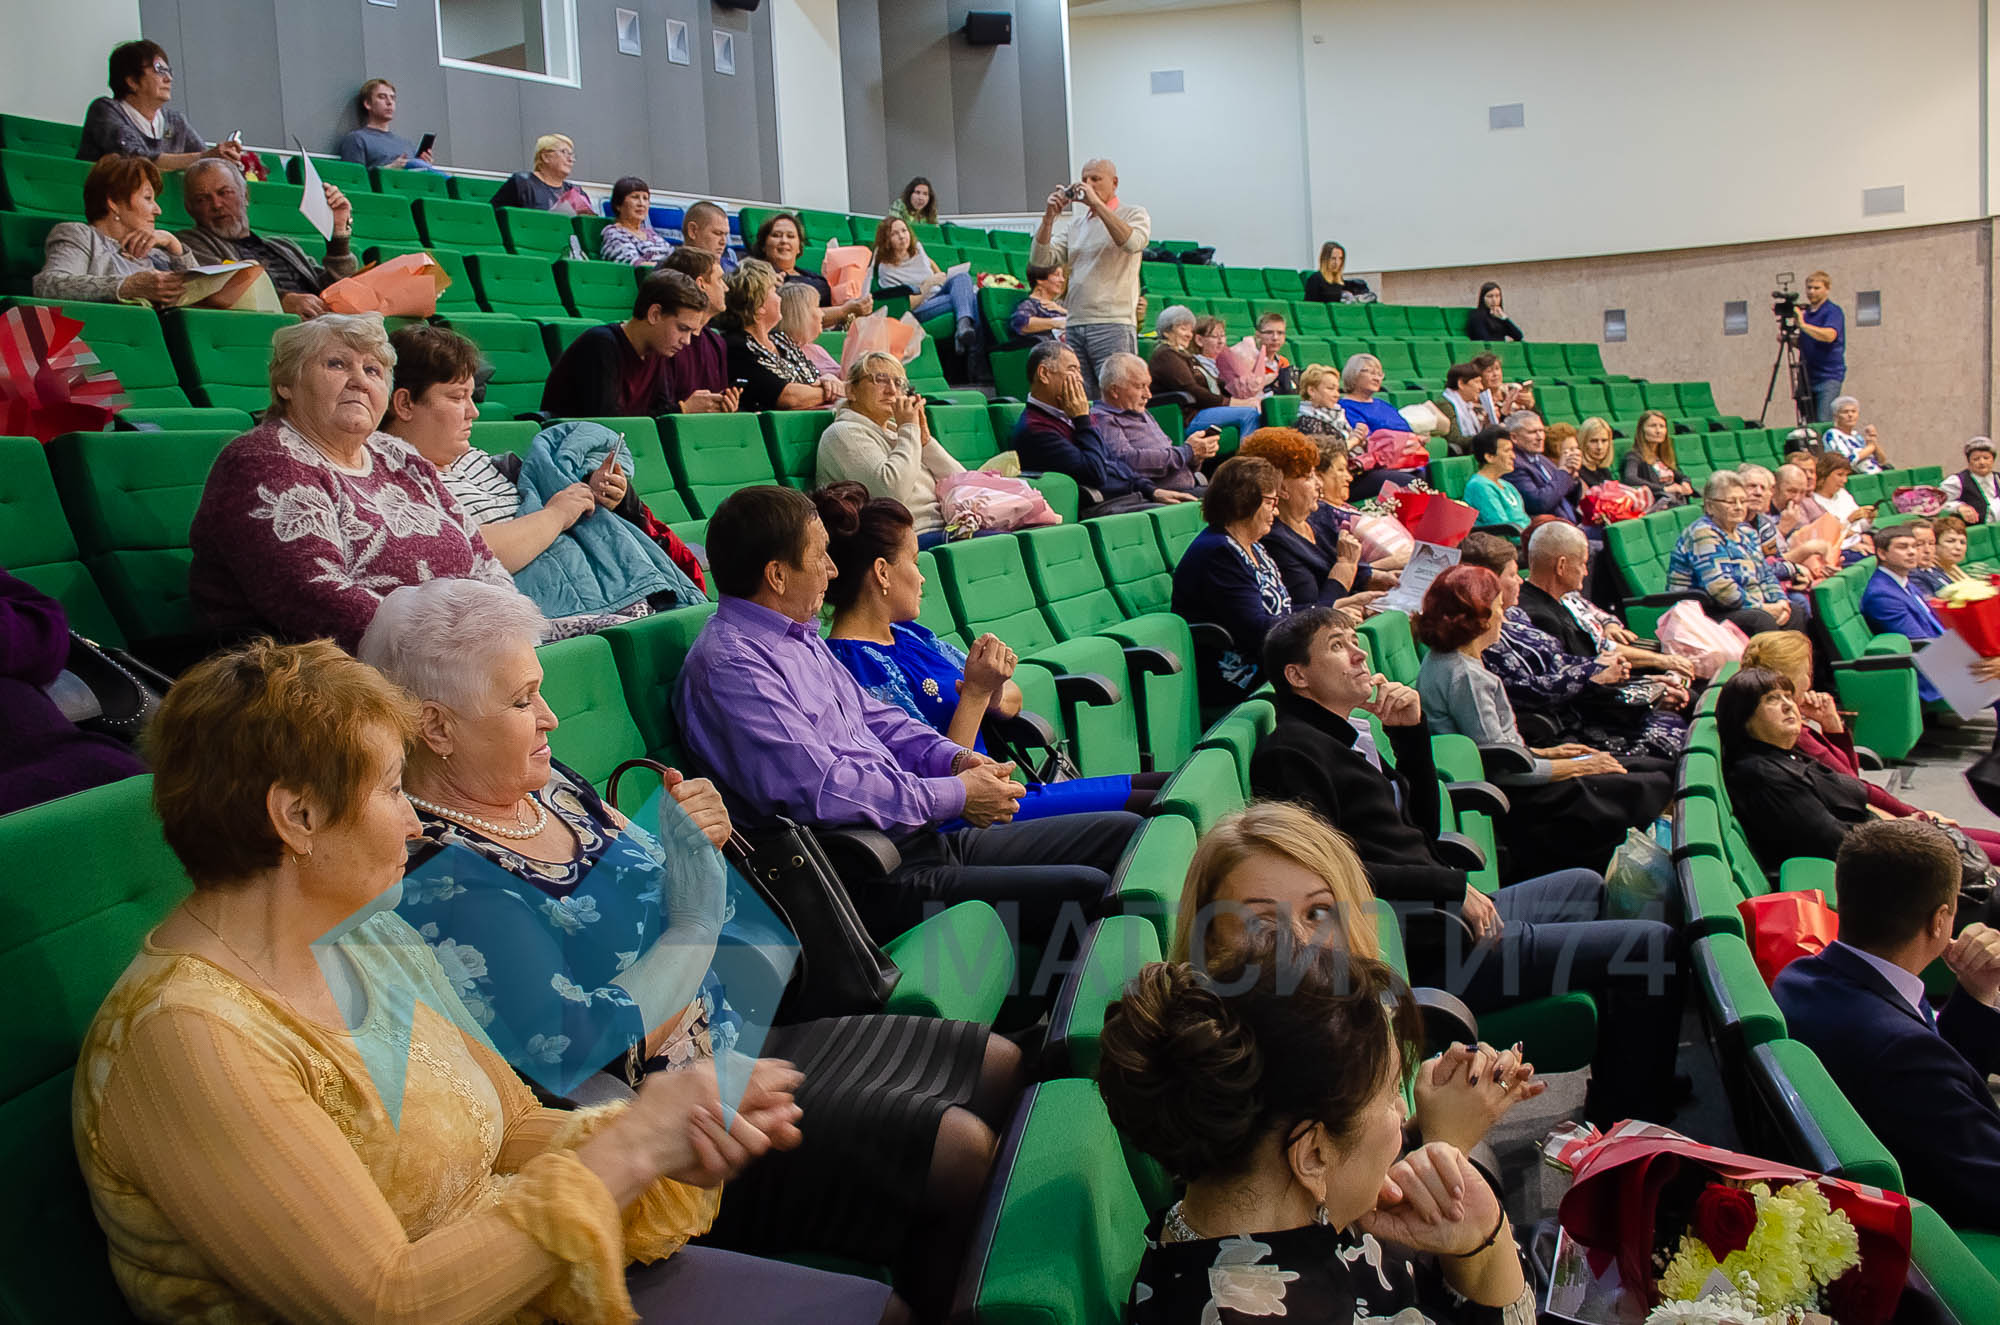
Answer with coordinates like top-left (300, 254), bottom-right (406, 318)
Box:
top-left (1581, 481), bottom-right (1650, 525)
top-left (1737, 888), bottom-right (1839, 985)
top-left (1393, 490), bottom-right (1477, 547)
top-left (1556, 1121), bottom-right (1912, 1324)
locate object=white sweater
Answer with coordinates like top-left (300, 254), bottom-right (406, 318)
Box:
top-left (815, 408), bottom-right (965, 533)
top-left (1030, 202), bottom-right (1151, 326)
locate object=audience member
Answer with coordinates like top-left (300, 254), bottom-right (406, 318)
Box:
top-left (1472, 351), bottom-right (1532, 418)
top-left (1739, 631), bottom-right (2000, 861)
top-left (489, 133), bottom-right (593, 214)
top-left (179, 157), bottom-right (355, 318)
top-left (1030, 158), bottom-right (1150, 397)
top-left (1250, 606), bottom-right (1682, 1123)
top-left (1335, 354), bottom-right (1429, 498)
top-left (1619, 410), bottom-right (1693, 506)
top-left (1666, 470), bottom-right (1794, 633)
top-left (1302, 240), bottom-right (1373, 303)
top-left (1413, 568), bottom-right (1674, 875)
top-left (599, 176), bottom-right (673, 265)
top-left (672, 485), bottom-right (1144, 948)
top-left (1773, 819), bottom-right (2000, 1232)
top-left (336, 78), bottom-right (441, 173)
top-left (1293, 362), bottom-right (1359, 445)
top-left (1312, 436), bottom-right (1408, 572)
top-left (890, 177), bottom-right (938, 227)
top-left (720, 259), bottom-right (839, 412)
top-left (869, 216), bottom-right (980, 354)
top-left (1091, 353), bottom-right (1215, 495)
top-left (362, 577), bottom-right (1009, 1319)
top-left (0, 569), bottom-right (146, 816)
top-left (679, 199), bottom-right (740, 275)
top-left (1013, 340), bottom-right (1183, 516)
top-left (1800, 450), bottom-right (1873, 555)
top-left (1933, 513), bottom-right (1984, 585)
top-left (1502, 410), bottom-right (1581, 522)
top-left (1820, 395), bottom-right (1887, 473)
top-left (658, 245), bottom-right (741, 413)
top-left (1861, 523), bottom-right (1950, 703)
top-left (815, 352), bottom-right (961, 541)
top-left (1908, 519), bottom-right (1949, 596)
top-left (74, 639), bottom-right (880, 1323)
top-left (1145, 307), bottom-right (1263, 441)
top-left (1467, 282), bottom-right (1523, 341)
top-left (1576, 418), bottom-right (1618, 487)
top-left (1239, 428), bottom-right (1389, 611)
top-left (1098, 939), bottom-right (1534, 1324)
top-left (751, 212), bottom-right (871, 329)
top-left (1432, 362), bottom-right (1489, 453)
top-left (1547, 422), bottom-right (1580, 472)
top-left (1254, 312), bottom-right (1297, 394)
top-left (33, 154), bottom-right (194, 304)
top-left (1007, 263), bottom-right (1068, 343)
top-left (77, 40), bottom-right (239, 169)
top-left (540, 268), bottom-right (712, 417)
top-left (188, 314), bottom-right (512, 651)
top-left (777, 283), bottom-right (846, 387)
top-left (1518, 522), bottom-right (1695, 682)
top-left (1798, 269), bottom-right (1846, 421)
top-left (1171, 456), bottom-right (1294, 705)
top-left (1456, 534), bottom-right (1687, 758)
top-left (817, 483), bottom-right (1160, 818)
top-left (1941, 437), bottom-right (1998, 524)
top-left (1463, 427), bottom-right (1528, 532)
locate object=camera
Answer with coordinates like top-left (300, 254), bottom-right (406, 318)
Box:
top-left (1064, 183), bottom-right (1089, 202)
top-left (1771, 271), bottom-right (1801, 328)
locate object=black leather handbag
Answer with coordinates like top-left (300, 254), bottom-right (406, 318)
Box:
top-left (608, 759), bottom-right (901, 1022)
top-left (45, 633), bottom-right (171, 742)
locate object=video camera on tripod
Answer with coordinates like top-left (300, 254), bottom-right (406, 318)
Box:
top-left (1756, 271), bottom-right (1815, 426)
top-left (1771, 272), bottom-right (1803, 338)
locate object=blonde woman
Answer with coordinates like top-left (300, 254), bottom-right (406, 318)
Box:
top-left (490, 132), bottom-right (594, 214)
top-left (721, 259), bottom-right (836, 412)
top-left (1577, 417), bottom-right (1618, 487)
top-left (1618, 410), bottom-right (1693, 505)
top-left (776, 282), bottom-right (845, 388)
top-left (1303, 240), bottom-right (1372, 303)
top-left (813, 351), bottom-right (962, 538)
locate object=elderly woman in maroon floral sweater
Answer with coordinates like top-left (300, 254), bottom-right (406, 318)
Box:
top-left (188, 313), bottom-right (516, 652)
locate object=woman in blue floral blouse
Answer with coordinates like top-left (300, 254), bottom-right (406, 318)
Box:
top-left (361, 577), bottom-right (1023, 1320)
top-left (1171, 456), bottom-right (1296, 707)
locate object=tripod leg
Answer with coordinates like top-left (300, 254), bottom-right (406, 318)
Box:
top-left (1756, 333), bottom-right (1789, 427)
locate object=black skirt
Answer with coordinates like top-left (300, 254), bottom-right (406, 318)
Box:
top-left (1498, 758), bottom-right (1675, 878)
top-left (700, 1013), bottom-right (989, 1262)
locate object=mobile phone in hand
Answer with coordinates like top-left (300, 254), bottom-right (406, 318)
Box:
top-left (417, 132), bottom-right (437, 156)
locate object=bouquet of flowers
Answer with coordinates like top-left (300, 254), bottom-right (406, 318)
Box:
top-left (0, 304), bottom-right (126, 441)
top-left (1643, 1177), bottom-right (1860, 1321)
top-left (1932, 575), bottom-right (2000, 656)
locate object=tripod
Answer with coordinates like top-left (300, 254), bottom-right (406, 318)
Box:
top-left (1755, 324), bottom-right (1814, 428)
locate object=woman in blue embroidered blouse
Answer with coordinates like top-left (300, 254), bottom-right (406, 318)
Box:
top-left (1336, 353), bottom-right (1428, 499)
top-left (1170, 456), bottom-right (1295, 706)
top-left (361, 576), bottom-right (1025, 1320)
top-left (815, 482), bottom-right (1159, 818)
top-left (599, 176), bottom-right (675, 266)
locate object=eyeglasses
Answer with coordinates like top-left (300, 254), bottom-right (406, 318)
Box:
top-left (1261, 493), bottom-right (1281, 508)
top-left (150, 62), bottom-right (172, 76)
top-left (862, 373), bottom-right (903, 390)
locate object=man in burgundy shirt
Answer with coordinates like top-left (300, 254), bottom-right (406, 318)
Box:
top-left (541, 269), bottom-right (716, 417)
top-left (658, 246), bottom-right (739, 415)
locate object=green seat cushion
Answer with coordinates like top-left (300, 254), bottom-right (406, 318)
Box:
top-left (881, 901), bottom-right (1015, 1025)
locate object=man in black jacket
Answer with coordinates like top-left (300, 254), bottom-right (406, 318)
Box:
top-left (1248, 606), bottom-right (1685, 1124)
top-left (1517, 522), bottom-right (1696, 692)
top-left (1011, 340), bottom-right (1189, 516)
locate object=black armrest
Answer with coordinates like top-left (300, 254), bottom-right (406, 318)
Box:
top-left (813, 828), bottom-right (903, 881)
top-left (1187, 621), bottom-right (1236, 653)
top-left (1433, 831), bottom-right (1486, 871)
top-left (1852, 743), bottom-right (1885, 771)
top-left (1147, 391), bottom-right (1196, 409)
top-left (1830, 653), bottom-right (1916, 673)
top-left (1444, 779), bottom-right (1510, 819)
top-left (1476, 743), bottom-right (1536, 779)
top-left (1053, 671), bottom-right (1123, 708)
top-left (1411, 987), bottom-right (1480, 1051)
top-left (987, 708), bottom-right (1058, 751)
top-left (1121, 645), bottom-right (1183, 677)
top-left (1625, 589), bottom-right (1707, 609)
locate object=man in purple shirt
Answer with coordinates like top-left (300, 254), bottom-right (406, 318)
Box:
top-left (1090, 352), bottom-right (1217, 494)
top-left (674, 486), bottom-right (1143, 949)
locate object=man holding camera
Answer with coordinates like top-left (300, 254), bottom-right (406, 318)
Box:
top-left (1797, 269), bottom-right (1846, 423)
top-left (1031, 158), bottom-right (1151, 399)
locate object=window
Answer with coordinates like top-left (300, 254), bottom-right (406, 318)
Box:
top-left (437, 0), bottom-right (579, 87)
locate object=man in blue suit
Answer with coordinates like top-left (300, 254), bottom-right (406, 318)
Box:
top-left (1773, 819), bottom-right (2000, 1230)
top-left (1859, 524), bottom-right (1945, 702)
top-left (1501, 411), bottom-right (1581, 524)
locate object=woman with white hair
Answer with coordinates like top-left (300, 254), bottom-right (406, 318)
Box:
top-left (1819, 395), bottom-right (1887, 474)
top-left (187, 313), bottom-right (516, 651)
top-left (1144, 305), bottom-right (1263, 442)
top-left (489, 133), bottom-right (595, 214)
top-left (1665, 471), bottom-right (1793, 635)
top-left (1337, 354), bottom-right (1427, 498)
top-left (362, 577), bottom-right (1018, 1322)
top-left (814, 350), bottom-right (963, 541)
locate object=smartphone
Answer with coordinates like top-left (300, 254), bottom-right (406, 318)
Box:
top-left (417, 132), bottom-right (436, 157)
top-left (732, 378), bottom-right (750, 390)
top-left (226, 129), bottom-right (242, 145)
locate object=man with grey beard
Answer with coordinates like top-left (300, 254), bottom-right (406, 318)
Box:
top-left (177, 157), bottom-right (356, 318)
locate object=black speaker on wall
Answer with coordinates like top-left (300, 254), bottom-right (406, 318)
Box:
top-left (963, 10), bottom-right (1012, 45)
top-left (716, 0), bottom-right (763, 11)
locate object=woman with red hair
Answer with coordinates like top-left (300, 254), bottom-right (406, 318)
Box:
top-left (1415, 564), bottom-right (1672, 876)
top-left (1238, 427), bottom-right (1393, 611)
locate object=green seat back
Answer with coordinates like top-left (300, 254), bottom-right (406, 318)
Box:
top-left (1524, 343), bottom-right (1570, 378)
top-left (467, 419), bottom-right (540, 458)
top-left (1152, 745), bottom-right (1246, 835)
top-left (1563, 343), bottom-right (1607, 377)
top-left (1178, 264), bottom-right (1224, 296)
top-left (536, 317), bottom-right (598, 359)
top-left (1018, 524), bottom-right (1123, 639)
top-left (1429, 454), bottom-right (1475, 501)
top-left (1747, 1039), bottom-right (1904, 1194)
top-left (283, 153), bottom-right (371, 196)
top-left (1693, 934), bottom-right (1786, 1052)
top-left (161, 307), bottom-right (300, 413)
top-left (46, 429), bottom-right (236, 644)
top-left (0, 149), bottom-right (88, 215)
top-left (497, 206), bottom-right (577, 258)
top-left (1679, 381), bottom-right (1719, 414)
top-left (12, 297), bottom-right (189, 405)
top-left (1088, 512), bottom-right (1173, 617)
top-left (1570, 384), bottom-right (1610, 417)
top-left (0, 115), bottom-right (82, 156)
top-left (1357, 610), bottom-right (1421, 686)
top-left (905, 338), bottom-right (949, 392)
top-left (1218, 267), bottom-right (1267, 299)
top-left (464, 252), bottom-right (565, 317)
top-left (1606, 382), bottom-right (1644, 416)
top-left (371, 164), bottom-right (454, 200)
top-left (555, 259), bottom-right (637, 320)
top-left (0, 435), bottom-right (123, 641)
top-left (1909, 1202), bottom-right (2000, 1320)
top-left (0, 775), bottom-right (190, 1323)
top-left (414, 198), bottom-right (509, 255)
top-left (537, 632), bottom-right (647, 801)
top-left (1110, 812), bottom-right (1197, 954)
top-left (1137, 263), bottom-right (1184, 296)
top-left (927, 403), bottom-right (1003, 468)
top-left (1048, 916), bottom-right (1161, 1078)
top-left (341, 189), bottom-right (419, 248)
top-left (913, 549), bottom-right (965, 645)
top-left (1194, 698), bottom-right (1277, 798)
top-left (661, 414), bottom-right (777, 515)
top-left (758, 409), bottom-right (834, 489)
top-left (601, 601), bottom-right (718, 760)
top-left (442, 313), bottom-right (552, 419)
top-left (1150, 501), bottom-right (1204, 564)
top-left (935, 535), bottom-right (1056, 648)
top-left (977, 285), bottom-right (1030, 345)
top-left (1366, 304), bottom-right (1411, 336)
top-left (241, 180), bottom-right (322, 244)
top-left (0, 212), bottom-right (61, 293)
top-left (988, 228), bottom-right (1033, 253)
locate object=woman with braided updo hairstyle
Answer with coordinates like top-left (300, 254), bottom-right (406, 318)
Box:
top-left (1096, 931), bottom-right (1535, 1325)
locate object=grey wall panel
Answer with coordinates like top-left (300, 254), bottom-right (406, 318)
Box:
top-left (945, 0), bottom-right (1023, 214)
top-left (151, 0), bottom-right (285, 149)
top-left (360, 0), bottom-right (456, 162)
top-left (649, 0), bottom-right (713, 193)
top-left (877, 0), bottom-right (959, 214)
top-left (272, 0), bottom-right (367, 157)
top-left (1015, 0), bottom-right (1070, 203)
top-left (838, 0), bottom-right (889, 215)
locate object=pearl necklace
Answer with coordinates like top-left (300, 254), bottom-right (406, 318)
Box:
top-left (405, 791), bottom-right (548, 839)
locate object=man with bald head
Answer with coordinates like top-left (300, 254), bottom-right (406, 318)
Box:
top-left (1518, 521), bottom-right (1696, 687)
top-left (1031, 157), bottom-right (1150, 398)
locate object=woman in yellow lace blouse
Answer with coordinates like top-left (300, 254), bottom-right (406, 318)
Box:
top-left (72, 640), bottom-right (902, 1323)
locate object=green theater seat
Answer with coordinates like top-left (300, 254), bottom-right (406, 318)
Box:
top-left (7, 297), bottom-right (192, 408)
top-left (1745, 1038), bottom-right (1904, 1195)
top-left (343, 190), bottom-right (419, 248)
top-left (498, 206), bottom-right (577, 258)
top-left (371, 164), bottom-right (453, 200)
top-left (1047, 916), bottom-right (1161, 1078)
top-left (464, 252), bottom-right (566, 317)
top-left (662, 414), bottom-right (778, 515)
top-left (1087, 511), bottom-right (1174, 618)
top-left (283, 153), bottom-right (371, 197)
top-left (0, 435), bottom-right (123, 642)
top-left (555, 259), bottom-right (638, 321)
top-left (0, 212), bottom-right (60, 294)
top-left (0, 149), bottom-right (89, 215)
top-left (759, 409), bottom-right (835, 489)
top-left (0, 114), bottom-right (82, 156)
top-left (162, 307), bottom-right (300, 413)
top-left (414, 197), bottom-right (510, 255)
top-left (442, 313), bottom-right (551, 419)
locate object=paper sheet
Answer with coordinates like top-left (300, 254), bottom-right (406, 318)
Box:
top-left (292, 140), bottom-right (335, 240)
top-left (1374, 541), bottom-right (1460, 616)
top-left (946, 262), bottom-right (971, 279)
top-left (1915, 628), bottom-right (2000, 717)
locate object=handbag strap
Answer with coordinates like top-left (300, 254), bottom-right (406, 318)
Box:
top-left (606, 757), bottom-right (758, 865)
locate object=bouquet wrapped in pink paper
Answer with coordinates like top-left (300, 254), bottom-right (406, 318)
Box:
top-left (1215, 335), bottom-right (1268, 399)
top-left (822, 241), bottom-right (873, 305)
top-left (840, 310), bottom-right (925, 375)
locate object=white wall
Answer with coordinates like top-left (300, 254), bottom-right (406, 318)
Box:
top-left (0, 0), bottom-right (142, 123)
top-left (771, 0), bottom-right (849, 210)
top-left (1299, 0), bottom-right (1986, 270)
top-left (1068, 0), bottom-right (1312, 267)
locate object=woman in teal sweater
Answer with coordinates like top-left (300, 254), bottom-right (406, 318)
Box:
top-left (1463, 426), bottom-right (1528, 531)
